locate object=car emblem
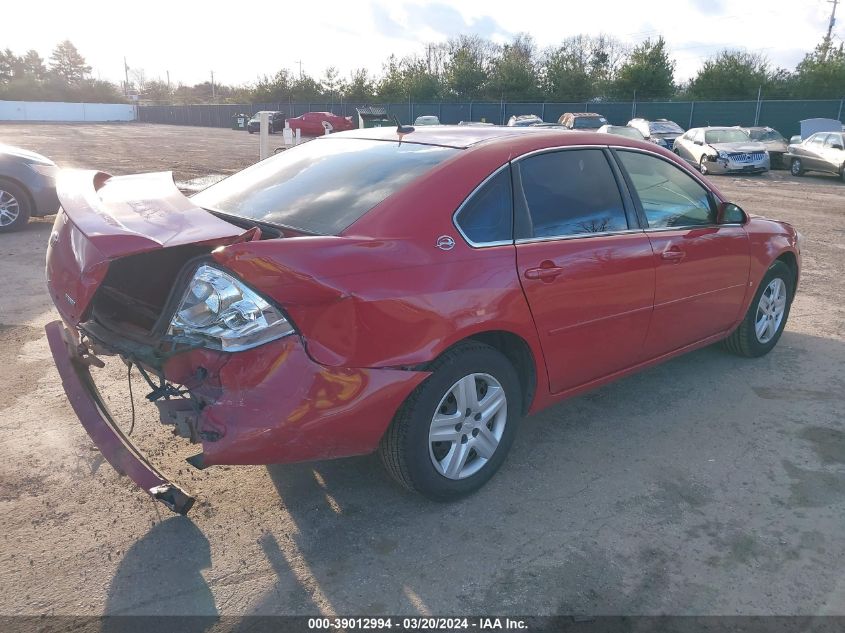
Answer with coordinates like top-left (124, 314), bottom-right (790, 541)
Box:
top-left (436, 235), bottom-right (455, 251)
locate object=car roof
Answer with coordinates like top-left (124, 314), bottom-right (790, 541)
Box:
top-left (320, 125), bottom-right (670, 155)
top-left (328, 125), bottom-right (568, 149)
top-left (568, 112), bottom-right (603, 117)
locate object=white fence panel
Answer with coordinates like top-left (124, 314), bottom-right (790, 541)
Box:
top-left (0, 101), bottom-right (136, 122)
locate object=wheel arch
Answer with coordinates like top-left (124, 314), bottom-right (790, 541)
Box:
top-left (775, 250), bottom-right (799, 297)
top-left (424, 329), bottom-right (538, 416)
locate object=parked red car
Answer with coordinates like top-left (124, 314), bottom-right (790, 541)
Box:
top-left (285, 111), bottom-right (354, 136)
top-left (45, 127), bottom-right (800, 514)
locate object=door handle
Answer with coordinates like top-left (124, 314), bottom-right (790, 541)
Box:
top-left (524, 264), bottom-right (564, 281)
top-left (661, 248), bottom-right (686, 262)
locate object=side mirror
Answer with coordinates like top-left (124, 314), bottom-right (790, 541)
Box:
top-left (790, 135), bottom-right (802, 144)
top-left (832, 143), bottom-right (844, 151)
top-left (717, 202), bottom-right (747, 225)
top-left (693, 139), bottom-right (703, 146)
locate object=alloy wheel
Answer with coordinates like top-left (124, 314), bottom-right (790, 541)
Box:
top-left (699, 156), bottom-right (708, 175)
top-left (791, 159), bottom-right (802, 176)
top-left (0, 189), bottom-right (20, 227)
top-left (428, 373), bottom-right (508, 480)
top-left (755, 278), bottom-right (787, 344)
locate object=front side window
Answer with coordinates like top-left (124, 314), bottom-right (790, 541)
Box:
top-left (454, 167), bottom-right (513, 245)
top-left (193, 138), bottom-right (458, 235)
top-left (824, 133), bottom-right (844, 148)
top-left (617, 151), bottom-right (715, 229)
top-left (515, 149), bottom-right (628, 239)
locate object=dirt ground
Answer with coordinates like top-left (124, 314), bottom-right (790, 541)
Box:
top-left (1, 123), bottom-right (844, 617)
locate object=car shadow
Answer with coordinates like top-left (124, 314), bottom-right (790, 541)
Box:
top-left (103, 516), bottom-right (217, 630)
top-left (247, 328), bottom-right (845, 615)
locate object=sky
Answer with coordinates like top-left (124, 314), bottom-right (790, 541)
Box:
top-left (3, 0), bottom-right (840, 88)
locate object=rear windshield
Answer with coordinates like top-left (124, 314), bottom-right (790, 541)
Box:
top-left (573, 117), bottom-right (606, 129)
top-left (192, 138), bottom-right (459, 235)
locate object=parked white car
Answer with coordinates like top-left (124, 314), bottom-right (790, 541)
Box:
top-left (673, 127), bottom-right (769, 175)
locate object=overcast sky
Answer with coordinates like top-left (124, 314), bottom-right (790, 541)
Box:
top-left (4, 0), bottom-right (840, 88)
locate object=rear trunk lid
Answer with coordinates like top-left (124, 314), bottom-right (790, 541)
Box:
top-left (46, 170), bottom-right (246, 325)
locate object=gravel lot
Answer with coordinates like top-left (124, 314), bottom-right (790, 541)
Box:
top-left (1, 123), bottom-right (844, 617)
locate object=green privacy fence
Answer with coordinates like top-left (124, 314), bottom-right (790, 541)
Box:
top-left (138, 99), bottom-right (845, 138)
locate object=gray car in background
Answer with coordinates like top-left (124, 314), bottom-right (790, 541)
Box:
top-left (739, 126), bottom-right (789, 168)
top-left (0, 145), bottom-right (60, 233)
top-left (627, 118), bottom-right (685, 149)
top-left (673, 127), bottom-right (769, 175)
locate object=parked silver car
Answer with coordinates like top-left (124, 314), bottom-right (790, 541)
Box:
top-left (673, 127), bottom-right (769, 175)
top-left (597, 124), bottom-right (646, 141)
top-left (0, 144), bottom-right (60, 232)
top-left (783, 131), bottom-right (845, 181)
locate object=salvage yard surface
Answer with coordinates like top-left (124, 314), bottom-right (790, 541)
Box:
top-left (1, 122), bottom-right (844, 616)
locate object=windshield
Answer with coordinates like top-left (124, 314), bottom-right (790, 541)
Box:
top-left (649, 121), bottom-right (684, 134)
top-left (748, 129), bottom-right (785, 142)
top-left (573, 117), bottom-right (605, 129)
top-left (705, 129), bottom-right (750, 144)
top-left (609, 126), bottom-right (644, 139)
top-left (192, 138), bottom-right (458, 235)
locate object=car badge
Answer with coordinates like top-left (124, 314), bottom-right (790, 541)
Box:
top-left (436, 235), bottom-right (455, 251)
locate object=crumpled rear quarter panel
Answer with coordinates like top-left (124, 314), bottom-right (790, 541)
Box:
top-left (162, 336), bottom-right (429, 465)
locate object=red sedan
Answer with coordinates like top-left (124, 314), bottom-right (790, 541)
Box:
top-left (45, 127), bottom-right (800, 513)
top-left (285, 111), bottom-right (354, 136)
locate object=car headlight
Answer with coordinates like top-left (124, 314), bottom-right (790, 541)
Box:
top-left (167, 264), bottom-right (294, 351)
top-left (717, 150), bottom-right (729, 159)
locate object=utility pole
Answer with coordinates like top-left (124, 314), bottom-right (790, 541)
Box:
top-left (210, 70), bottom-right (215, 101)
top-left (295, 60), bottom-right (303, 79)
top-left (123, 56), bottom-right (129, 97)
top-left (166, 70), bottom-right (170, 91)
top-left (826, 0), bottom-right (840, 59)
top-left (827, 0), bottom-right (839, 41)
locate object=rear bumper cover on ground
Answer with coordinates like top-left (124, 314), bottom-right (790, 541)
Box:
top-left (45, 320), bottom-right (195, 514)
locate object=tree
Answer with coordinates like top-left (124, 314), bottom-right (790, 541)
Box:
top-left (610, 37), bottom-right (675, 100)
top-left (686, 50), bottom-right (770, 100)
top-left (792, 41), bottom-right (845, 99)
top-left (344, 68), bottom-right (376, 102)
top-left (21, 50), bottom-right (46, 80)
top-left (443, 35), bottom-right (494, 100)
top-left (321, 66), bottom-right (342, 102)
top-left (0, 49), bottom-right (22, 83)
top-left (376, 55), bottom-right (439, 102)
top-left (542, 36), bottom-right (595, 102)
top-left (487, 33), bottom-right (540, 101)
top-left (49, 40), bottom-right (91, 83)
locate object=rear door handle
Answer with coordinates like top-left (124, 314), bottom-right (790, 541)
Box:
top-left (661, 249), bottom-right (685, 262)
top-left (524, 265), bottom-right (564, 281)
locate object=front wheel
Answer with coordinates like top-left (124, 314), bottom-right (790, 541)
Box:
top-left (791, 158), bottom-right (804, 176)
top-left (699, 155), bottom-right (709, 175)
top-left (723, 260), bottom-right (793, 357)
top-left (0, 180), bottom-right (31, 233)
top-left (379, 341), bottom-right (521, 500)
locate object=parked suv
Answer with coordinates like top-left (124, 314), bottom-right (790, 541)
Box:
top-left (558, 112), bottom-right (607, 130)
top-left (628, 118), bottom-right (685, 149)
top-left (247, 111), bottom-right (285, 134)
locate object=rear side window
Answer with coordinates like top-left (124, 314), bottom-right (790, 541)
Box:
top-left (455, 168), bottom-right (512, 245)
top-left (616, 150), bottom-right (714, 228)
top-left (514, 149), bottom-right (628, 239)
top-left (192, 138), bottom-right (459, 235)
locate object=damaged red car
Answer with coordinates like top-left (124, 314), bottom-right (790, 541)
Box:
top-left (45, 126), bottom-right (801, 514)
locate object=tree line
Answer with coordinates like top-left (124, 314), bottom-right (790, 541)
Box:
top-left (1, 35), bottom-right (844, 106)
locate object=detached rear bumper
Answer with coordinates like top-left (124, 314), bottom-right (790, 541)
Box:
top-left (45, 320), bottom-right (195, 514)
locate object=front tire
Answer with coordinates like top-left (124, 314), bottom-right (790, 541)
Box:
top-left (723, 261), bottom-right (793, 357)
top-left (791, 158), bottom-right (804, 176)
top-left (0, 179), bottom-right (31, 233)
top-left (379, 341), bottom-right (521, 500)
top-left (699, 155), bottom-right (709, 175)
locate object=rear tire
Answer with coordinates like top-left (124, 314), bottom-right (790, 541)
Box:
top-left (0, 179), bottom-right (31, 233)
top-left (791, 158), bottom-right (804, 176)
top-left (723, 261), bottom-right (793, 358)
top-left (379, 341), bottom-right (521, 500)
